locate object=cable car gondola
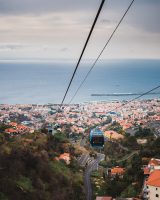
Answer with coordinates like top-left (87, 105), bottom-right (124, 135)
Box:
top-left (90, 128), bottom-right (104, 147)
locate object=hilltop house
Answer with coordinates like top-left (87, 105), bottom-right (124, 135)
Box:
top-left (143, 158), bottom-right (160, 176)
top-left (143, 170), bottom-right (160, 200)
top-left (58, 153), bottom-right (71, 165)
top-left (143, 158), bottom-right (160, 199)
top-left (107, 166), bottom-right (125, 178)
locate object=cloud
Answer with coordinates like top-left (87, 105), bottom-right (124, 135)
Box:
top-left (0, 43), bottom-right (27, 50)
top-left (0, 0), bottom-right (160, 34)
top-left (0, 43), bottom-right (49, 53)
top-left (0, 0), bottom-right (159, 60)
top-left (60, 48), bottom-right (68, 52)
top-left (0, 0), bottom-right (99, 15)
top-left (100, 19), bottom-right (113, 24)
top-left (125, 0), bottom-right (160, 34)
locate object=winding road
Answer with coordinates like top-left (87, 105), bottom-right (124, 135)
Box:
top-left (84, 153), bottom-right (105, 200)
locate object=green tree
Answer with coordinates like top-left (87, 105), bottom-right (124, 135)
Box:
top-left (120, 185), bottom-right (137, 198)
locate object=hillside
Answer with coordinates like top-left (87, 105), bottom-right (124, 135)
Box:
top-left (0, 129), bottom-right (85, 200)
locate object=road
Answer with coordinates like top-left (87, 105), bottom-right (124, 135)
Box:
top-left (117, 150), bottom-right (139, 163)
top-left (83, 151), bottom-right (138, 200)
top-left (77, 154), bottom-right (91, 167)
top-left (84, 153), bottom-right (105, 200)
top-left (80, 137), bottom-right (87, 147)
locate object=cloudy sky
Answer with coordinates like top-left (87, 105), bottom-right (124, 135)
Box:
top-left (0, 0), bottom-right (160, 61)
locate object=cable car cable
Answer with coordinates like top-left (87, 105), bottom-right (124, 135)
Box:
top-left (106, 84), bottom-right (160, 114)
top-left (89, 85), bottom-right (160, 146)
top-left (60, 0), bottom-right (106, 107)
top-left (69, 0), bottom-right (135, 104)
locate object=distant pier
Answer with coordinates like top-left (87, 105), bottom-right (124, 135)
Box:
top-left (91, 92), bottom-right (160, 97)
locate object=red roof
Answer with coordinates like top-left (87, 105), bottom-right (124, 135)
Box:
top-left (58, 153), bottom-right (71, 164)
top-left (5, 128), bottom-right (18, 133)
top-left (59, 153), bottom-right (70, 159)
top-left (111, 166), bottom-right (125, 175)
top-left (149, 158), bottom-right (160, 166)
top-left (146, 170), bottom-right (160, 187)
top-left (17, 124), bottom-right (27, 130)
top-left (9, 122), bottom-right (18, 127)
top-left (96, 197), bottom-right (112, 200)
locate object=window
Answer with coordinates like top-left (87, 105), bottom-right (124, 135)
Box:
top-left (156, 194), bottom-right (159, 198)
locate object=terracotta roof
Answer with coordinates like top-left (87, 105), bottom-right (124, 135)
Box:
top-left (59, 153), bottom-right (70, 164)
top-left (9, 122), bottom-right (18, 127)
top-left (149, 158), bottom-right (160, 166)
top-left (5, 128), bottom-right (18, 133)
top-left (59, 153), bottom-right (70, 158)
top-left (111, 166), bottom-right (125, 175)
top-left (96, 197), bottom-right (112, 200)
top-left (146, 170), bottom-right (160, 187)
top-left (17, 124), bottom-right (28, 130)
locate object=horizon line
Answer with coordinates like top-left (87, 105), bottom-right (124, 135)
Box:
top-left (0, 58), bottom-right (160, 63)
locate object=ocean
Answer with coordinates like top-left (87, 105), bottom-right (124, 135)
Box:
top-left (0, 59), bottom-right (160, 104)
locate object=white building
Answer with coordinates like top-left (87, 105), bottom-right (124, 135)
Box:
top-left (143, 170), bottom-right (160, 200)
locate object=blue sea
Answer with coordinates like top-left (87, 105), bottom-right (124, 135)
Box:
top-left (0, 59), bottom-right (160, 104)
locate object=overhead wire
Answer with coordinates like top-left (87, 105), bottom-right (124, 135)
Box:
top-left (69, 0), bottom-right (135, 104)
top-left (106, 84), bottom-right (160, 114)
top-left (59, 0), bottom-right (106, 108)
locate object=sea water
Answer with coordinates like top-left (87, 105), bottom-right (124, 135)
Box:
top-left (0, 59), bottom-right (160, 104)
